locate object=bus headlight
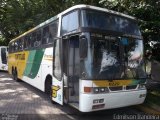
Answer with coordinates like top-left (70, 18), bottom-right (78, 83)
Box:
top-left (94, 88), bottom-right (99, 93)
top-left (84, 87), bottom-right (109, 94)
top-left (100, 88), bottom-right (105, 92)
top-left (93, 87), bottom-right (109, 94)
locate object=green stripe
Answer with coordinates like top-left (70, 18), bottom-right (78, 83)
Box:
top-left (130, 79), bottom-right (146, 85)
top-left (24, 50), bottom-right (36, 76)
top-left (24, 49), bottom-right (45, 79)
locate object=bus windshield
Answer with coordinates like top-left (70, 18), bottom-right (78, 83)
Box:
top-left (81, 33), bottom-right (146, 80)
top-left (81, 10), bottom-right (141, 36)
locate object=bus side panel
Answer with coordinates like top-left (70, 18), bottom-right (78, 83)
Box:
top-left (8, 48), bottom-right (53, 92)
top-left (21, 48), bottom-right (53, 92)
top-left (22, 49), bottom-right (44, 91)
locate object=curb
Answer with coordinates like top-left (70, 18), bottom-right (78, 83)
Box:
top-left (136, 105), bottom-right (160, 115)
top-left (147, 102), bottom-right (160, 112)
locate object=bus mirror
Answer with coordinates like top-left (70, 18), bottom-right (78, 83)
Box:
top-left (79, 37), bottom-right (88, 59)
top-left (54, 37), bottom-right (61, 41)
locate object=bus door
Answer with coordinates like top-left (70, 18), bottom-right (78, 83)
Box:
top-left (63, 36), bottom-right (80, 106)
top-left (52, 38), bottom-right (63, 105)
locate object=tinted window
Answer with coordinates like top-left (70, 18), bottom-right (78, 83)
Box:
top-left (42, 20), bottom-right (58, 45)
top-left (35, 30), bottom-right (41, 47)
top-left (42, 26), bottom-right (50, 44)
top-left (28, 34), bottom-right (32, 48)
top-left (24, 36), bottom-right (28, 49)
top-left (18, 38), bottom-right (23, 50)
top-left (24, 35), bottom-right (31, 49)
top-left (61, 10), bottom-right (79, 35)
top-left (81, 10), bottom-right (141, 36)
top-left (31, 32), bottom-right (36, 47)
top-left (49, 20), bottom-right (58, 38)
top-left (9, 43), bottom-right (12, 53)
top-left (53, 39), bottom-right (62, 79)
top-left (15, 41), bottom-right (19, 51)
top-left (11, 42), bottom-right (15, 52)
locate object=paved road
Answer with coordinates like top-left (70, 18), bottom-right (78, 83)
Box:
top-left (0, 71), bottom-right (146, 120)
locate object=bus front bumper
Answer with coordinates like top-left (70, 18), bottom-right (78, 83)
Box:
top-left (79, 89), bottom-right (147, 112)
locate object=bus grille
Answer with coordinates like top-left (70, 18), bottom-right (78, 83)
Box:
top-left (126, 85), bottom-right (137, 90)
top-left (109, 86), bottom-right (123, 91)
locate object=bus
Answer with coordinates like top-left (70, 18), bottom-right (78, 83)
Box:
top-left (0, 46), bottom-right (8, 71)
top-left (8, 5), bottom-right (147, 112)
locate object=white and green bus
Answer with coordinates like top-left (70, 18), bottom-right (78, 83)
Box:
top-left (8, 5), bottom-right (147, 112)
top-left (0, 46), bottom-right (8, 71)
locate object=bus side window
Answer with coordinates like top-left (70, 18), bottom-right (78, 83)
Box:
top-left (21, 38), bottom-right (24, 50)
top-left (61, 11), bottom-right (79, 35)
top-left (53, 39), bottom-right (62, 80)
top-left (18, 38), bottom-right (23, 51)
top-left (24, 36), bottom-right (28, 49)
top-left (34, 30), bottom-right (41, 47)
top-left (18, 39), bottom-right (21, 50)
top-left (42, 26), bottom-right (49, 45)
top-left (31, 32), bottom-right (36, 47)
top-left (11, 42), bottom-right (15, 52)
top-left (9, 43), bottom-right (12, 53)
top-left (28, 34), bottom-right (32, 48)
top-left (15, 41), bottom-right (19, 52)
top-left (49, 20), bottom-right (59, 43)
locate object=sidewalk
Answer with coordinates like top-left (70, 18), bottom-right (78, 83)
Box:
top-left (137, 81), bottom-right (160, 115)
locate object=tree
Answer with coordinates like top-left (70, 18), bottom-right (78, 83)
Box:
top-left (0, 0), bottom-right (160, 61)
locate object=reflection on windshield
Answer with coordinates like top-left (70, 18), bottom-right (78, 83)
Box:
top-left (128, 40), bottom-right (143, 68)
top-left (81, 33), bottom-right (146, 80)
top-left (100, 50), bottom-right (117, 73)
top-left (126, 39), bottom-right (146, 78)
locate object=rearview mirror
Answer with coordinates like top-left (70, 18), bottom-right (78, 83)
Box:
top-left (79, 36), bottom-right (88, 59)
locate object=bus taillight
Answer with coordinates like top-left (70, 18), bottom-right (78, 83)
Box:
top-left (84, 87), bottom-right (92, 93)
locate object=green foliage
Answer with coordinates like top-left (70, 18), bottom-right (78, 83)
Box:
top-left (0, 0), bottom-right (160, 60)
top-left (0, 35), bottom-right (7, 45)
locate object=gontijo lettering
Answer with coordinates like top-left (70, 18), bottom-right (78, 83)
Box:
top-left (15, 53), bottom-right (25, 60)
top-left (52, 85), bottom-right (60, 98)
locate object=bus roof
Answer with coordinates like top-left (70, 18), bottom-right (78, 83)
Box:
top-left (10, 4), bottom-right (136, 43)
top-left (60, 4), bottom-right (136, 20)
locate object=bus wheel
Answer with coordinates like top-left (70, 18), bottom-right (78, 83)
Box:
top-left (45, 77), bottom-right (55, 104)
top-left (13, 70), bottom-right (20, 82)
top-left (12, 69), bottom-right (15, 79)
top-left (12, 70), bottom-right (16, 80)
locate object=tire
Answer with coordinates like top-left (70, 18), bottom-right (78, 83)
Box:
top-left (12, 69), bottom-right (16, 80)
top-left (45, 80), bottom-right (52, 95)
top-left (13, 70), bottom-right (20, 82)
